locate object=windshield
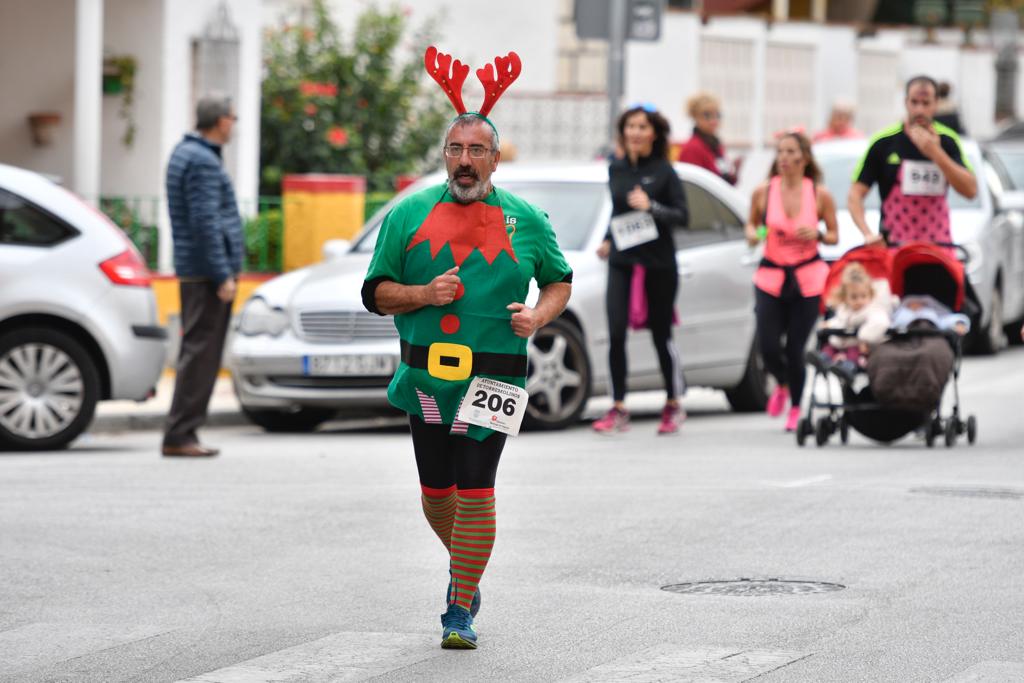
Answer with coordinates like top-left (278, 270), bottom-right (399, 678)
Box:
top-left (817, 148), bottom-right (982, 210)
top-left (353, 181), bottom-right (605, 253)
top-left (989, 149), bottom-right (1024, 189)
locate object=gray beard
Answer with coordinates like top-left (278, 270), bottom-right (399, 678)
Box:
top-left (448, 177), bottom-right (491, 204)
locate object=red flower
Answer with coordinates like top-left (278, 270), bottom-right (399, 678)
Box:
top-left (321, 83), bottom-right (338, 97)
top-left (299, 81), bottom-right (338, 98)
top-left (357, 98), bottom-right (369, 109)
top-left (304, 103), bottom-right (318, 115)
top-left (326, 126), bottom-right (348, 147)
top-left (299, 81), bottom-right (318, 96)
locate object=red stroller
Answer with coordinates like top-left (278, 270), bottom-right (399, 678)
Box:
top-left (798, 242), bottom-right (978, 447)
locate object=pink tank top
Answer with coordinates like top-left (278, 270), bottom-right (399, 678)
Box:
top-left (753, 176), bottom-right (829, 298)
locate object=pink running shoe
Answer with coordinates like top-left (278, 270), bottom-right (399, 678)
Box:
top-left (784, 406), bottom-right (801, 432)
top-left (766, 386), bottom-right (789, 417)
top-left (657, 404), bottom-right (686, 435)
top-left (593, 406), bottom-right (630, 433)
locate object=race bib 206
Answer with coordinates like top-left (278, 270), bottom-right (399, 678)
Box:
top-left (457, 377), bottom-right (529, 436)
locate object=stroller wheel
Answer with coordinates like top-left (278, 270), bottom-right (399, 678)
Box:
top-left (839, 415), bottom-right (850, 445)
top-left (815, 417), bottom-right (831, 447)
top-left (944, 418), bottom-right (958, 447)
top-left (796, 417), bottom-right (811, 447)
top-left (967, 415), bottom-right (978, 445)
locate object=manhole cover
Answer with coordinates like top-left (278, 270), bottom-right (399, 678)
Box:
top-left (661, 578), bottom-right (845, 596)
top-left (910, 486), bottom-right (1024, 500)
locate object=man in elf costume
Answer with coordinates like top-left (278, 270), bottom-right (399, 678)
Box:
top-left (361, 47), bottom-right (572, 649)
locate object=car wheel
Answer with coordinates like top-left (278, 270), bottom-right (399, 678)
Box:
top-left (523, 318), bottom-right (591, 431)
top-left (971, 287), bottom-right (1007, 355)
top-left (0, 327), bottom-right (100, 451)
top-left (725, 339), bottom-right (769, 413)
top-left (241, 405), bottom-right (335, 433)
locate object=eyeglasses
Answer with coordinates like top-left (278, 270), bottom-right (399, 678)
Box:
top-left (700, 111), bottom-right (721, 120)
top-left (444, 144), bottom-right (493, 159)
top-left (628, 102), bottom-right (658, 113)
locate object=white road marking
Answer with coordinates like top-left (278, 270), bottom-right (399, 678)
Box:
top-left (940, 661), bottom-right (1024, 682)
top-left (176, 632), bottom-right (439, 683)
top-left (765, 474), bottom-right (834, 488)
top-left (0, 622), bottom-right (173, 674)
top-left (559, 646), bottom-right (811, 682)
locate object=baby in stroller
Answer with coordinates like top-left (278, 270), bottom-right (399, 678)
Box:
top-left (817, 262), bottom-right (892, 383)
top-left (891, 294), bottom-right (971, 336)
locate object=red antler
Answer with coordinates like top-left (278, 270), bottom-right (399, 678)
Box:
top-left (476, 52), bottom-right (522, 117)
top-left (424, 46), bottom-right (469, 114)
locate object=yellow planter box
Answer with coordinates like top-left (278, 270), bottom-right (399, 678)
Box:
top-left (282, 174), bottom-right (366, 271)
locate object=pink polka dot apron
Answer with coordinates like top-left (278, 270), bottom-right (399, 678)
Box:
top-left (882, 160), bottom-right (951, 245)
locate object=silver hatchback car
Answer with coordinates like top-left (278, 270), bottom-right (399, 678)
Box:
top-left (229, 162), bottom-right (768, 432)
top-left (0, 164), bottom-right (167, 450)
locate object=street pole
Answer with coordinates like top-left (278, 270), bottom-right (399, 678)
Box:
top-left (992, 9), bottom-right (1018, 125)
top-left (607, 0), bottom-right (627, 149)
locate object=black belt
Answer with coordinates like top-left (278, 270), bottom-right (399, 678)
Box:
top-left (400, 339), bottom-right (527, 378)
top-left (758, 254), bottom-right (822, 271)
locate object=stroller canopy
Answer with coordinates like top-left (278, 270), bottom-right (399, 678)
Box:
top-left (890, 242), bottom-right (965, 312)
top-left (821, 243), bottom-right (894, 313)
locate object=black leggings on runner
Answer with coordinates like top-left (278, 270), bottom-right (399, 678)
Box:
top-left (409, 416), bottom-right (506, 490)
top-left (754, 287), bottom-right (821, 403)
top-left (606, 263), bottom-right (684, 402)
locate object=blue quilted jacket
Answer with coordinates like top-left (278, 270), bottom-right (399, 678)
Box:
top-left (165, 134), bottom-right (244, 283)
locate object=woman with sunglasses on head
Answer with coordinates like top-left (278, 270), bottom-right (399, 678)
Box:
top-left (678, 92), bottom-right (737, 185)
top-left (744, 131), bottom-right (838, 432)
top-left (594, 104), bottom-right (689, 435)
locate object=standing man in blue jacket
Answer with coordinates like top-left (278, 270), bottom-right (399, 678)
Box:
top-left (162, 96), bottom-right (244, 457)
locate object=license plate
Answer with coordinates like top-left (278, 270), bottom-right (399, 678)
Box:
top-left (303, 354), bottom-right (396, 376)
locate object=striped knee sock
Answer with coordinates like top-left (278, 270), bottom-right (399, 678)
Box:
top-left (450, 488), bottom-right (496, 611)
top-left (421, 484), bottom-right (457, 551)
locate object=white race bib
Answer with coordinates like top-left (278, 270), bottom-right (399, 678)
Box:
top-left (456, 377), bottom-right (529, 436)
top-left (609, 211), bottom-right (659, 251)
top-left (901, 160), bottom-right (947, 196)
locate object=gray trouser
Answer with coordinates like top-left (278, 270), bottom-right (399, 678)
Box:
top-left (163, 280), bottom-right (233, 447)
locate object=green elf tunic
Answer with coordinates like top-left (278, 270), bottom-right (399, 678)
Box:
top-left (364, 183), bottom-right (572, 441)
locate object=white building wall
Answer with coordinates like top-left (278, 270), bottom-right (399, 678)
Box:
top-left (0, 0), bottom-right (77, 182)
top-left (101, 0), bottom-right (165, 199)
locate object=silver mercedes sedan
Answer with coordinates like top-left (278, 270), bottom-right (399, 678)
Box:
top-left (228, 162), bottom-right (767, 432)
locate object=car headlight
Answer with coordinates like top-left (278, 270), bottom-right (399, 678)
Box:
top-left (961, 241), bottom-right (983, 276)
top-left (238, 297), bottom-right (289, 337)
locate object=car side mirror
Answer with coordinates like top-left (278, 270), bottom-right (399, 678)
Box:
top-left (322, 239), bottom-right (351, 261)
top-left (997, 190), bottom-right (1024, 213)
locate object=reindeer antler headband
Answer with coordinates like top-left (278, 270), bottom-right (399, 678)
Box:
top-left (424, 46), bottom-right (522, 137)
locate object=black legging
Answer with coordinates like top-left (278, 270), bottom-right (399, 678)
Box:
top-left (755, 287), bottom-right (820, 404)
top-left (409, 416), bottom-right (506, 490)
top-left (606, 263), bottom-right (684, 402)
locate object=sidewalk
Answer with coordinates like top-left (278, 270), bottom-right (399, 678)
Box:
top-left (90, 373), bottom-right (246, 433)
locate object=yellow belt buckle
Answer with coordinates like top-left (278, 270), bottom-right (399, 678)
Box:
top-left (427, 342), bottom-right (473, 381)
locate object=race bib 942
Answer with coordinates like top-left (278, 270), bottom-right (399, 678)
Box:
top-left (901, 160), bottom-right (947, 196)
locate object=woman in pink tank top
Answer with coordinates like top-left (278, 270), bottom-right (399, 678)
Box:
top-left (744, 132), bottom-right (839, 432)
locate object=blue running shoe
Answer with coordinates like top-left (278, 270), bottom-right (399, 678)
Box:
top-left (446, 573), bottom-right (481, 617)
top-left (440, 603), bottom-right (477, 649)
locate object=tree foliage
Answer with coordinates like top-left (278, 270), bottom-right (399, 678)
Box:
top-left (260, 1), bottom-right (448, 194)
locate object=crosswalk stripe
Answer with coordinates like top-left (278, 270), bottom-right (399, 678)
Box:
top-left (176, 632), bottom-right (438, 683)
top-left (559, 646), bottom-right (811, 682)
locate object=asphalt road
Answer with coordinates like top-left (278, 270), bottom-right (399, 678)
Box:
top-left (2, 347), bottom-right (1023, 683)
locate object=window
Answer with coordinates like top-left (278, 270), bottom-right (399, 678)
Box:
top-left (675, 181), bottom-right (742, 249)
top-left (0, 189), bottom-right (77, 247)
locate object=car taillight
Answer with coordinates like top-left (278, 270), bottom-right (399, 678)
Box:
top-left (99, 249), bottom-right (152, 287)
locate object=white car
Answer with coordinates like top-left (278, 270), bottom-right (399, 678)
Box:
top-left (229, 162), bottom-right (768, 432)
top-left (0, 164), bottom-right (167, 450)
top-left (814, 138), bottom-right (1024, 354)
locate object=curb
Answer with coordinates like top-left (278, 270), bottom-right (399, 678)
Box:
top-left (89, 409), bottom-right (250, 434)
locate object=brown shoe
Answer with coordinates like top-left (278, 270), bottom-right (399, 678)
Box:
top-left (161, 443), bottom-right (220, 457)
